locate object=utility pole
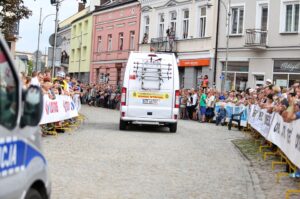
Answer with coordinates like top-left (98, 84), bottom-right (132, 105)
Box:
top-left (36, 8), bottom-right (42, 72)
top-left (51, 1), bottom-right (60, 78)
top-left (223, 0), bottom-right (231, 92)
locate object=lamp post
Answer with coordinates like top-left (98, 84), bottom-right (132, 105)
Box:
top-left (206, 0), bottom-right (231, 92)
top-left (51, 1), bottom-right (60, 78)
top-left (36, 8), bottom-right (55, 71)
top-left (220, 0), bottom-right (231, 92)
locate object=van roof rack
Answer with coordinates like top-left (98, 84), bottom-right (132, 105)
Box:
top-left (133, 58), bottom-right (172, 90)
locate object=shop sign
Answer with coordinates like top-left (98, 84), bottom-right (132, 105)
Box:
top-left (274, 60), bottom-right (300, 73)
top-left (178, 59), bottom-right (210, 67)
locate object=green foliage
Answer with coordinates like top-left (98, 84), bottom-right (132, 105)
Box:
top-left (0, 0), bottom-right (32, 41)
top-left (27, 60), bottom-right (33, 76)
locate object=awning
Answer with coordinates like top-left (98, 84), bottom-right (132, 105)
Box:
top-left (178, 59), bottom-right (210, 67)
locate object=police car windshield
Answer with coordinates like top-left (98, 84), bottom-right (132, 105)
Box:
top-left (0, 47), bottom-right (18, 129)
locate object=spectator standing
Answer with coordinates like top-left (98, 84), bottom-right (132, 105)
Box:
top-left (30, 71), bottom-right (40, 87)
top-left (206, 90), bottom-right (216, 122)
top-left (199, 89), bottom-right (207, 122)
top-left (179, 90), bottom-right (188, 119)
top-left (201, 75), bottom-right (209, 90)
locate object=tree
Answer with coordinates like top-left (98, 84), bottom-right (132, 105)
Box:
top-left (0, 0), bottom-right (32, 41)
top-left (27, 60), bottom-right (33, 76)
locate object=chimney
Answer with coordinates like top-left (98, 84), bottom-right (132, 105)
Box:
top-left (78, 2), bottom-right (85, 12)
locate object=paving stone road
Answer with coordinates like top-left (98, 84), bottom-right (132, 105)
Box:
top-left (43, 106), bottom-right (265, 199)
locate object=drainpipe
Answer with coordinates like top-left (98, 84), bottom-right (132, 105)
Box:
top-left (213, 0), bottom-right (221, 86)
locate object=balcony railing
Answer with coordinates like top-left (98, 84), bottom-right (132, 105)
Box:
top-left (245, 29), bottom-right (267, 48)
top-left (150, 37), bottom-right (177, 52)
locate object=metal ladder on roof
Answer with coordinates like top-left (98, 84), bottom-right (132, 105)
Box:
top-left (133, 58), bottom-right (172, 90)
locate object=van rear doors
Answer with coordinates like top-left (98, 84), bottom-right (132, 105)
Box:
top-left (126, 53), bottom-right (175, 119)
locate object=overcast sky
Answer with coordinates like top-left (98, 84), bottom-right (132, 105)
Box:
top-left (16, 0), bottom-right (90, 54)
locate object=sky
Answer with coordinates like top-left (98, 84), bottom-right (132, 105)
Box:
top-left (16, 0), bottom-right (90, 54)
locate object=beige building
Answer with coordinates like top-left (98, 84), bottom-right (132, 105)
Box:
top-left (139, 0), bottom-right (219, 89)
top-left (216, 0), bottom-right (300, 91)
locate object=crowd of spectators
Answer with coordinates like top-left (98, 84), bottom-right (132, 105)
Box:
top-left (20, 68), bottom-right (84, 134)
top-left (81, 84), bottom-right (121, 109)
top-left (179, 79), bottom-right (300, 124)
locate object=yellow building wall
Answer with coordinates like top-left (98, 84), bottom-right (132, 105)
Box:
top-left (69, 14), bottom-right (92, 73)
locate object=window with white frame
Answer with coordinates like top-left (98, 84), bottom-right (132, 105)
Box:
top-left (144, 16), bottom-right (150, 36)
top-left (158, 13), bottom-right (165, 37)
top-left (129, 31), bottom-right (135, 50)
top-left (283, 2), bottom-right (299, 32)
top-left (107, 34), bottom-right (112, 51)
top-left (97, 36), bottom-right (102, 52)
top-left (182, 10), bottom-right (189, 39)
top-left (170, 11), bottom-right (177, 33)
top-left (118, 32), bottom-right (124, 50)
top-left (199, 7), bottom-right (206, 38)
top-left (230, 6), bottom-right (244, 35)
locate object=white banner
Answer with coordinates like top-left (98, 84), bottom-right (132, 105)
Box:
top-left (267, 113), bottom-right (300, 169)
top-left (248, 105), bottom-right (273, 140)
top-left (40, 95), bottom-right (78, 124)
top-left (214, 102), bottom-right (249, 127)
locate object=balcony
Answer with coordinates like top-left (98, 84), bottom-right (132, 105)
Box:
top-left (150, 37), bottom-right (177, 52)
top-left (245, 29), bottom-right (267, 49)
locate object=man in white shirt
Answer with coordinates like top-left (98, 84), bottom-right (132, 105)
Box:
top-left (30, 71), bottom-right (40, 87)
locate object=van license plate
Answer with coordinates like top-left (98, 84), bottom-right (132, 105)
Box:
top-left (143, 99), bottom-right (159, 104)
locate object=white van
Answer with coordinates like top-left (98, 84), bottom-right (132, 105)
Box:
top-left (0, 35), bottom-right (50, 199)
top-left (119, 52), bottom-right (180, 132)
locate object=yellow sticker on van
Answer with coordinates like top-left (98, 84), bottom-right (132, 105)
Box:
top-left (132, 92), bottom-right (169, 99)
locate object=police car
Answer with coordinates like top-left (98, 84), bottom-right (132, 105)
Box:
top-left (0, 35), bottom-right (51, 198)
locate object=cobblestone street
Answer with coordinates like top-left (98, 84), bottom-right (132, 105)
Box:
top-left (43, 106), bottom-right (263, 199)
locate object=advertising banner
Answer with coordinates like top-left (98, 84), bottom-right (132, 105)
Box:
top-left (40, 95), bottom-right (78, 124)
top-left (267, 113), bottom-right (300, 169)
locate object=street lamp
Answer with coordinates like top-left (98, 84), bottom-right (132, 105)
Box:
top-left (219, 0), bottom-right (231, 92)
top-left (36, 8), bottom-right (55, 71)
top-left (205, 0), bottom-right (231, 92)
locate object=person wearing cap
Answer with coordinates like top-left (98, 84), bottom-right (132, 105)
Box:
top-left (265, 79), bottom-right (273, 86)
top-left (52, 71), bottom-right (69, 94)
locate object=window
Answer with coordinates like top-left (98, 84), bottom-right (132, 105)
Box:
top-left (0, 47), bottom-right (18, 129)
top-left (97, 36), bottom-right (102, 52)
top-left (199, 7), bottom-right (206, 38)
top-left (129, 31), bottom-right (135, 50)
top-left (118, 32), bottom-right (124, 50)
top-left (158, 14), bottom-right (165, 37)
top-left (182, 10), bottom-right (189, 39)
top-left (142, 16), bottom-right (150, 43)
top-left (144, 16), bottom-right (150, 36)
top-left (107, 34), bottom-right (112, 51)
top-left (284, 3), bottom-right (299, 32)
top-left (170, 11), bottom-right (177, 33)
top-left (231, 7), bottom-right (244, 35)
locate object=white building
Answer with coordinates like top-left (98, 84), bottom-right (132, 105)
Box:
top-left (139, 0), bottom-right (219, 89)
top-left (216, 0), bottom-right (300, 91)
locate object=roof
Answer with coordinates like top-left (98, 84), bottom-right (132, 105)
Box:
top-left (95, 0), bottom-right (138, 12)
top-left (58, 7), bottom-right (90, 28)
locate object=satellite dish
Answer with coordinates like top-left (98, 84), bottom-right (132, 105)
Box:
top-left (49, 34), bottom-right (63, 47)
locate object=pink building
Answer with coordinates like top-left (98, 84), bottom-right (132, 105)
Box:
top-left (90, 0), bottom-right (141, 86)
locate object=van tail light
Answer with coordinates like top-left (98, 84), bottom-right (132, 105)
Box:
top-left (175, 90), bottom-right (180, 108)
top-left (121, 87), bottom-right (127, 106)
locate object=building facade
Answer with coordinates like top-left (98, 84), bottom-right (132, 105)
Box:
top-left (139, 0), bottom-right (219, 89)
top-left (216, 0), bottom-right (300, 91)
top-left (90, 0), bottom-right (141, 86)
top-left (69, 12), bottom-right (93, 83)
